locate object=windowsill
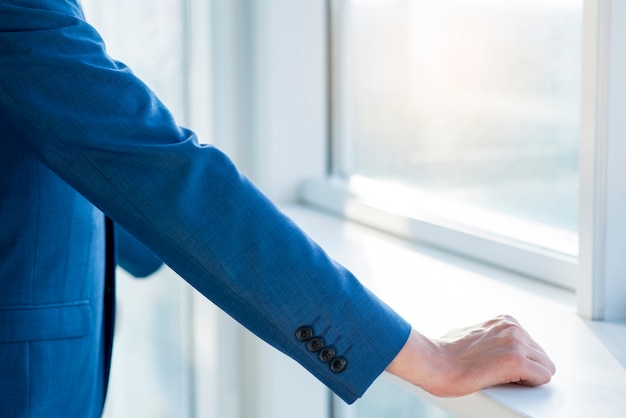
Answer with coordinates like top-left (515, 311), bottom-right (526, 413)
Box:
top-left (299, 177), bottom-right (577, 290)
top-left (281, 203), bottom-right (626, 418)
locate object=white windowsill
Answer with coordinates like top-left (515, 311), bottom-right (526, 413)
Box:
top-left (281, 203), bottom-right (626, 418)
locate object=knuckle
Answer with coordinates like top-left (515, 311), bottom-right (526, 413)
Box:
top-left (493, 319), bottom-right (524, 336)
top-left (499, 314), bottom-right (517, 323)
top-left (497, 327), bottom-right (526, 349)
top-left (504, 349), bottom-right (526, 368)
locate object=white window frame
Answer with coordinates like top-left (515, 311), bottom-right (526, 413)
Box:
top-left (577, 0), bottom-right (626, 320)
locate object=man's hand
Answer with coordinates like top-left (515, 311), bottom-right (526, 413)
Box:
top-left (385, 315), bottom-right (556, 397)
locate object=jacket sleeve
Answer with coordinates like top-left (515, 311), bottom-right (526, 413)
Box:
top-left (0, 2), bottom-right (411, 403)
top-left (116, 223), bottom-right (163, 278)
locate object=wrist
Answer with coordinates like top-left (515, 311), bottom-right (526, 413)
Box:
top-left (385, 328), bottom-right (445, 396)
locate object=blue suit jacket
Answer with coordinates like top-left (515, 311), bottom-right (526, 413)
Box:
top-left (0, 1), bottom-right (410, 416)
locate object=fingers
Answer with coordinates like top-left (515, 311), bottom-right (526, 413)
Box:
top-left (488, 344), bottom-right (555, 387)
top-left (528, 344), bottom-right (556, 376)
top-left (486, 318), bottom-right (555, 387)
top-left (512, 349), bottom-right (556, 387)
top-left (488, 315), bottom-right (556, 378)
top-left (498, 317), bottom-right (556, 377)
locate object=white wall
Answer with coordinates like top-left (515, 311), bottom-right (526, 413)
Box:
top-left (211, 0), bottom-right (328, 203)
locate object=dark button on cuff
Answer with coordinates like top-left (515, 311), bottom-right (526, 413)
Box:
top-left (330, 357), bottom-right (347, 373)
top-left (295, 326), bottom-right (313, 342)
top-left (306, 337), bottom-right (324, 352)
top-left (318, 347), bottom-right (335, 363)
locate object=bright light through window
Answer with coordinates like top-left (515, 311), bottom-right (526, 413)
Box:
top-left (333, 0), bottom-right (582, 233)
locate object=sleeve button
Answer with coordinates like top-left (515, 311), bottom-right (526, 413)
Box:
top-left (295, 326), bottom-right (313, 342)
top-left (306, 337), bottom-right (324, 352)
top-left (330, 357), bottom-right (347, 373)
top-left (318, 347), bottom-right (335, 363)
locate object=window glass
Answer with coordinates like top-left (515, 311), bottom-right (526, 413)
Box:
top-left (333, 0), bottom-right (582, 232)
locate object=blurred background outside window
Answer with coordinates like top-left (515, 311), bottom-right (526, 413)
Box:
top-left (331, 0), bottom-right (582, 249)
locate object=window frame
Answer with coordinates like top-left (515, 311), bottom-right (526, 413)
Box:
top-left (300, 177), bottom-right (578, 289)
top-left (577, 0), bottom-right (626, 320)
